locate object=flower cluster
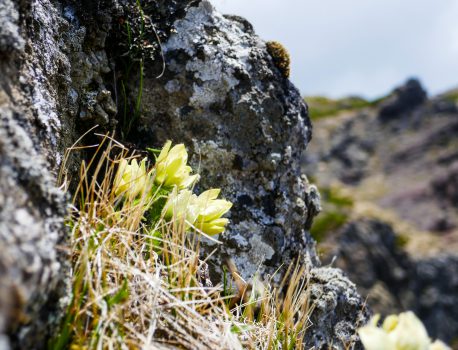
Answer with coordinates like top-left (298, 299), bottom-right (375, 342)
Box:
top-left (113, 141), bottom-right (232, 236)
top-left (358, 311), bottom-right (450, 350)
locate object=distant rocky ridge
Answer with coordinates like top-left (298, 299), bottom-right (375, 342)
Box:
top-left (304, 79), bottom-right (458, 346)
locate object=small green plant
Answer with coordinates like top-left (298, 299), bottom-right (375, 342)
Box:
top-left (51, 135), bottom-right (315, 349)
top-left (118, 0), bottom-right (165, 139)
top-left (394, 233), bottom-right (409, 248)
top-left (311, 211), bottom-right (349, 243)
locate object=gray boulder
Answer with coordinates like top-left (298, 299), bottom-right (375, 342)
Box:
top-left (137, 0), bottom-right (317, 279)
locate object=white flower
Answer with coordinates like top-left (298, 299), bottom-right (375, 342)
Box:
top-left (358, 312), bottom-right (450, 350)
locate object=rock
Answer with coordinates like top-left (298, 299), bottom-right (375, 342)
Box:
top-left (135, 0), bottom-right (316, 280)
top-left (307, 267), bottom-right (370, 349)
top-left (0, 0), bottom-right (69, 347)
top-left (0, 0), bottom-right (24, 54)
top-left (432, 161), bottom-right (458, 209)
top-left (333, 220), bottom-right (412, 304)
top-left (332, 219), bottom-right (458, 344)
top-left (0, 0), bottom-right (117, 346)
top-left (432, 99), bottom-right (458, 114)
top-left (378, 78), bottom-right (427, 122)
top-left (412, 256), bottom-right (458, 343)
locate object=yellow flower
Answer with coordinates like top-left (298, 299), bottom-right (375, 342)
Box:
top-left (154, 141), bottom-right (199, 189)
top-left (113, 158), bottom-right (150, 198)
top-left (194, 189), bottom-right (232, 235)
top-left (162, 188), bottom-right (199, 226)
top-left (358, 312), bottom-right (450, 350)
top-left (162, 188), bottom-right (232, 235)
top-left (382, 314), bottom-right (399, 332)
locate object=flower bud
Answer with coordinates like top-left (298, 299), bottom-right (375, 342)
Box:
top-left (114, 158), bottom-right (150, 199)
top-left (154, 141), bottom-right (199, 189)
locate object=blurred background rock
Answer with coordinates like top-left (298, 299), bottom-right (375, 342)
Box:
top-left (302, 79), bottom-right (458, 346)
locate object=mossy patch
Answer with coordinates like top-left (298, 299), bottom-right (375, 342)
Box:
top-left (266, 41), bottom-right (291, 78)
top-left (322, 187), bottom-right (354, 207)
top-left (311, 211), bottom-right (349, 243)
top-left (395, 233), bottom-right (409, 248)
top-left (442, 89), bottom-right (458, 103)
top-left (305, 95), bottom-right (387, 120)
top-left (310, 185), bottom-right (354, 242)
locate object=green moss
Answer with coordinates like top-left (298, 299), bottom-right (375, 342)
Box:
top-left (305, 94), bottom-right (388, 121)
top-left (310, 211), bottom-right (349, 242)
top-left (395, 234), bottom-right (409, 248)
top-left (310, 185), bottom-right (355, 242)
top-left (321, 187), bottom-right (354, 207)
top-left (442, 89), bottom-right (458, 103)
top-left (266, 41), bottom-right (291, 78)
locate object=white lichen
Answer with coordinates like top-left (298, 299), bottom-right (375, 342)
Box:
top-left (164, 1), bottom-right (253, 108)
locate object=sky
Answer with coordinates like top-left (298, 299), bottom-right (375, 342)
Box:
top-left (211, 0), bottom-right (458, 99)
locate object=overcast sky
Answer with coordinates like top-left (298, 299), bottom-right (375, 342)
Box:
top-left (211, 0), bottom-right (458, 99)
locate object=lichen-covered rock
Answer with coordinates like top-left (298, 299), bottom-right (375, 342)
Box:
top-left (0, 0), bottom-right (71, 347)
top-left (0, 0), bottom-right (118, 347)
top-left (307, 267), bottom-right (369, 349)
top-left (0, 0), bottom-right (24, 54)
top-left (1, 10), bottom-right (61, 350)
top-left (136, 0), bottom-right (316, 280)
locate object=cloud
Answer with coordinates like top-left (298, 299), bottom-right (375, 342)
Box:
top-left (211, 0), bottom-right (458, 98)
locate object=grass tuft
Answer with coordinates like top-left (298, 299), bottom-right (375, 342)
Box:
top-left (51, 135), bottom-right (315, 349)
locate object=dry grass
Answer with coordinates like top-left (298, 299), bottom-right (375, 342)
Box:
top-left (50, 135), bottom-right (314, 350)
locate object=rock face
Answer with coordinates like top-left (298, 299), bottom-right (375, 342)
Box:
top-left (378, 78), bottom-right (427, 122)
top-left (0, 0), bottom-right (69, 348)
top-left (1, 0), bottom-right (120, 347)
top-left (303, 79), bottom-right (458, 345)
top-left (333, 220), bottom-right (458, 344)
top-left (136, 1), bottom-right (317, 279)
top-left (0, 0), bottom-right (369, 348)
